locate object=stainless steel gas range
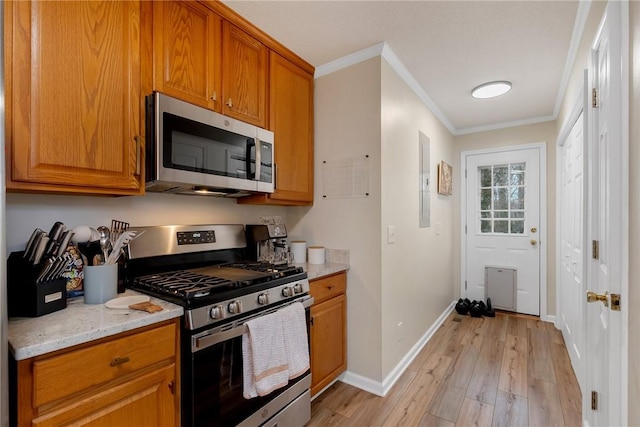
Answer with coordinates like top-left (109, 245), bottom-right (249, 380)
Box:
top-left (123, 224), bottom-right (312, 427)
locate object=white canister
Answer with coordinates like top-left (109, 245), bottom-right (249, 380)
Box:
top-left (290, 241), bottom-right (307, 263)
top-left (308, 246), bottom-right (325, 264)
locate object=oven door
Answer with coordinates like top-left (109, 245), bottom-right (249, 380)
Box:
top-left (184, 296), bottom-right (313, 427)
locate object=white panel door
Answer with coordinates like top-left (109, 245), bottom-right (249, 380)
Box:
top-left (464, 147), bottom-right (541, 315)
top-left (559, 112), bottom-right (586, 390)
top-left (585, 2), bottom-right (626, 424)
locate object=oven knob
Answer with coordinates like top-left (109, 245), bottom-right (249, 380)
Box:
top-left (293, 283), bottom-right (303, 294)
top-left (282, 287), bottom-right (294, 297)
top-left (228, 300), bottom-right (242, 314)
top-left (257, 293), bottom-right (270, 305)
top-left (210, 305), bottom-right (225, 320)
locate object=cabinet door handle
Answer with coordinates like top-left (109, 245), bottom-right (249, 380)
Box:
top-left (110, 356), bottom-right (130, 367)
top-left (134, 136), bottom-right (142, 176)
top-left (210, 91), bottom-right (217, 102)
top-left (227, 98), bottom-right (233, 108)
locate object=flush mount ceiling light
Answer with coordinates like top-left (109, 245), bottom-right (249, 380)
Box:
top-left (471, 81), bottom-right (512, 99)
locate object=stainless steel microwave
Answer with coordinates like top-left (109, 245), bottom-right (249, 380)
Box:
top-left (145, 92), bottom-right (274, 197)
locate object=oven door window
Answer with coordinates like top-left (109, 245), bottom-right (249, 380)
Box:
top-left (163, 112), bottom-right (255, 179)
top-left (189, 333), bottom-right (308, 427)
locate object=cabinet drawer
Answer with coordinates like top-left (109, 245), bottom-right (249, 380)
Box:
top-left (310, 272), bottom-right (346, 304)
top-left (33, 324), bottom-right (176, 407)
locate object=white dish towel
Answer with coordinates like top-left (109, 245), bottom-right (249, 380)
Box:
top-left (279, 302), bottom-right (310, 379)
top-left (242, 310), bottom-right (289, 399)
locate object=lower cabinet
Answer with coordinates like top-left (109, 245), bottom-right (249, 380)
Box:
top-left (13, 319), bottom-right (180, 427)
top-left (309, 272), bottom-right (347, 396)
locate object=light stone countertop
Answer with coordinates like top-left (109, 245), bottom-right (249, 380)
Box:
top-left (8, 290), bottom-right (183, 361)
top-left (295, 262), bottom-right (349, 281)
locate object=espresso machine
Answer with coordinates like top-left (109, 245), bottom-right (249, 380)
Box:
top-left (245, 224), bottom-right (291, 265)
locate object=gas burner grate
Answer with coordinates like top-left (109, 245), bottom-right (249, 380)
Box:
top-left (134, 270), bottom-right (236, 299)
top-left (225, 262), bottom-right (303, 277)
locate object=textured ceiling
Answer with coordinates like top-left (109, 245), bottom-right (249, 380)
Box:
top-left (222, 0), bottom-right (581, 135)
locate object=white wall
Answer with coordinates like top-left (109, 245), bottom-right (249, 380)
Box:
top-left (380, 60), bottom-right (454, 376)
top-left (290, 55), bottom-right (455, 387)
top-left (5, 193), bottom-right (289, 252)
top-left (289, 57), bottom-right (384, 382)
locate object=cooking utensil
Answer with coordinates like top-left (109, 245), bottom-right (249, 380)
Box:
top-left (106, 230), bottom-right (141, 265)
top-left (110, 219), bottom-right (130, 245)
top-left (97, 226), bottom-right (111, 264)
top-left (77, 241), bottom-right (102, 266)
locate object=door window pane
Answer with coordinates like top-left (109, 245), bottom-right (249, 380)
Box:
top-left (494, 188), bottom-right (508, 210)
top-left (511, 220), bottom-right (525, 234)
top-left (494, 220), bottom-right (509, 233)
top-left (493, 166), bottom-right (508, 186)
top-left (480, 167), bottom-right (492, 187)
top-left (476, 162), bottom-right (527, 235)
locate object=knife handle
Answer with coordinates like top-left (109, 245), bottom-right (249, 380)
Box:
top-left (33, 236), bottom-right (49, 265)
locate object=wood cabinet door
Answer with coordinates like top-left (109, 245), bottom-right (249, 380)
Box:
top-left (221, 21), bottom-right (267, 127)
top-left (237, 52), bottom-right (314, 206)
top-left (310, 294), bottom-right (347, 395)
top-left (6, 1), bottom-right (143, 195)
top-left (269, 52), bottom-right (314, 203)
top-left (153, 0), bottom-right (221, 111)
top-left (32, 365), bottom-right (177, 427)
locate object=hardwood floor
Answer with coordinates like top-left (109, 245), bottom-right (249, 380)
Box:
top-left (308, 311), bottom-right (582, 426)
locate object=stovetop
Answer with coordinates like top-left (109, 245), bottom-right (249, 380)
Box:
top-left (129, 262), bottom-right (307, 309)
top-left (123, 224), bottom-right (310, 330)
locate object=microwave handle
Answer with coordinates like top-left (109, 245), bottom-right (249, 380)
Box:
top-left (246, 138), bottom-right (256, 179)
top-left (254, 137), bottom-right (261, 181)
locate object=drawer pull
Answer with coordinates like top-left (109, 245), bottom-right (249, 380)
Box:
top-left (110, 356), bottom-right (130, 367)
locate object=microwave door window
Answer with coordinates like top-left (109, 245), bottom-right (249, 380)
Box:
top-left (163, 113), bottom-right (250, 179)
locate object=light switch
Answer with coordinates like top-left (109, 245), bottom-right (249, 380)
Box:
top-left (388, 226), bottom-right (396, 244)
top-left (436, 222), bottom-right (441, 235)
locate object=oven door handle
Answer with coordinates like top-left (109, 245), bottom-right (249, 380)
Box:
top-left (194, 296), bottom-right (314, 351)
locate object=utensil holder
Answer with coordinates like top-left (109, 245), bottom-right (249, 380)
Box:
top-left (83, 264), bottom-right (118, 304)
top-left (7, 252), bottom-right (67, 317)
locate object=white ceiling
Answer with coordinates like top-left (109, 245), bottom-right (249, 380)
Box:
top-left (222, 0), bottom-right (585, 135)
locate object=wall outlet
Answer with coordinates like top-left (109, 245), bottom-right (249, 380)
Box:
top-left (388, 225), bottom-right (397, 244)
top-left (397, 321), bottom-right (403, 343)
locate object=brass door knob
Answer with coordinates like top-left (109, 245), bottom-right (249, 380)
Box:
top-left (530, 240), bottom-right (538, 246)
top-left (586, 290), bottom-right (609, 307)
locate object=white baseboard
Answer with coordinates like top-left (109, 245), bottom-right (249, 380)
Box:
top-left (544, 314), bottom-right (557, 326)
top-left (340, 301), bottom-right (456, 397)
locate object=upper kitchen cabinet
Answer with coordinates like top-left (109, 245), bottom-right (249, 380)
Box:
top-left (238, 52), bottom-right (314, 205)
top-left (152, 0), bottom-right (221, 111)
top-left (5, 0), bottom-right (144, 195)
top-left (221, 21), bottom-right (268, 127)
top-left (153, 3), bottom-right (267, 128)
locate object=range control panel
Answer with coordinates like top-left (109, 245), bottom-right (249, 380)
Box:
top-left (177, 230), bottom-right (216, 245)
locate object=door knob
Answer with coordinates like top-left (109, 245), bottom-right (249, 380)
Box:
top-left (530, 239), bottom-right (538, 246)
top-left (586, 290), bottom-right (609, 307)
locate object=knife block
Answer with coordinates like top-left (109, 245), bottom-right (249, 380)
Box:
top-left (7, 252), bottom-right (67, 317)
